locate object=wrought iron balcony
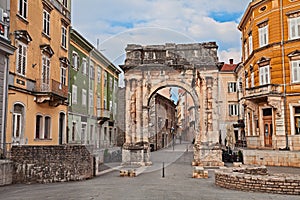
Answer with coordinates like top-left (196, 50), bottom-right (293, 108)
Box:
top-left (97, 108), bottom-right (111, 124)
top-left (34, 79), bottom-right (68, 106)
top-left (245, 84), bottom-right (282, 99)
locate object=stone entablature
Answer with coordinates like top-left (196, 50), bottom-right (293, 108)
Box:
top-left (215, 166), bottom-right (300, 195)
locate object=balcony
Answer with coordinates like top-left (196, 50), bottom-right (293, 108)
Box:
top-left (97, 108), bottom-right (111, 125)
top-left (34, 79), bottom-right (68, 106)
top-left (245, 84), bottom-right (282, 99)
top-left (0, 18), bottom-right (9, 40)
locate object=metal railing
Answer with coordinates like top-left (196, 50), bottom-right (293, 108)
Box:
top-left (34, 79), bottom-right (68, 98)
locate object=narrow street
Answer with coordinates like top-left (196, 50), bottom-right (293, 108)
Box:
top-left (0, 142), bottom-right (299, 200)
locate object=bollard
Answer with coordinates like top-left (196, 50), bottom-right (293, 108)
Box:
top-left (162, 162), bottom-right (165, 178)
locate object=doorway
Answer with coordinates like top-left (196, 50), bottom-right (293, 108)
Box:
top-left (263, 108), bottom-right (272, 147)
top-left (59, 113), bottom-right (65, 145)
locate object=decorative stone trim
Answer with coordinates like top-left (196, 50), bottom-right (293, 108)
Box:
top-left (215, 166), bottom-right (300, 195)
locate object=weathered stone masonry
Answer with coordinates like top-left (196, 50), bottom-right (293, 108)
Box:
top-left (11, 145), bottom-right (93, 184)
top-left (215, 166), bottom-right (300, 195)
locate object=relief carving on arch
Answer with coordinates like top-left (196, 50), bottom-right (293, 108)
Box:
top-left (242, 99), bottom-right (258, 118)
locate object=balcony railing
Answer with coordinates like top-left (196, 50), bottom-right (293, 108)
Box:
top-left (97, 108), bottom-right (111, 120)
top-left (245, 84), bottom-right (281, 98)
top-left (34, 79), bottom-right (68, 98)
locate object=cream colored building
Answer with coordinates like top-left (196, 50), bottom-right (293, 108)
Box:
top-left (6, 0), bottom-right (71, 148)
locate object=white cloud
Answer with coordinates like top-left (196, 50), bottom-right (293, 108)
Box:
top-left (72, 0), bottom-right (249, 66)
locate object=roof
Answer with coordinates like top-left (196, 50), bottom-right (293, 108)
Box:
top-left (220, 63), bottom-right (237, 72)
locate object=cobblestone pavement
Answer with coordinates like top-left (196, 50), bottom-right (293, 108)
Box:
top-left (0, 142), bottom-right (299, 200)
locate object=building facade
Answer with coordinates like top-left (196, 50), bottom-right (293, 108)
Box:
top-left (68, 28), bottom-right (120, 149)
top-left (0, 0), bottom-right (16, 157)
top-left (149, 93), bottom-right (176, 151)
top-left (6, 0), bottom-right (71, 147)
top-left (238, 0), bottom-right (300, 150)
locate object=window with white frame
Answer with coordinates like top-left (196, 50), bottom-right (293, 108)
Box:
top-left (81, 123), bottom-right (86, 144)
top-left (259, 24), bottom-right (268, 47)
top-left (42, 55), bottom-right (50, 91)
top-left (12, 104), bottom-right (24, 139)
top-left (44, 116), bottom-right (51, 139)
top-left (72, 52), bottom-right (79, 70)
top-left (294, 106), bottom-right (300, 135)
top-left (237, 78), bottom-right (242, 92)
top-left (89, 90), bottom-right (93, 108)
top-left (82, 58), bottom-right (87, 75)
top-left (43, 9), bottom-right (50, 36)
top-left (61, 25), bottom-right (67, 48)
top-left (103, 99), bottom-right (107, 110)
top-left (229, 104), bottom-right (239, 116)
top-left (62, 0), bottom-right (68, 8)
top-left (109, 77), bottom-right (113, 90)
top-left (71, 122), bottom-right (76, 141)
top-left (244, 40), bottom-right (248, 60)
top-left (97, 68), bottom-right (101, 83)
top-left (18, 0), bottom-right (27, 19)
top-left (72, 85), bottom-right (77, 104)
top-left (291, 60), bottom-right (300, 83)
top-left (82, 89), bottom-right (87, 106)
top-left (228, 82), bottom-right (237, 93)
top-left (16, 41), bottom-right (27, 76)
top-left (259, 65), bottom-right (270, 85)
top-left (89, 124), bottom-right (93, 142)
top-left (60, 64), bottom-right (67, 86)
top-left (289, 16), bottom-right (300, 40)
top-left (249, 32), bottom-right (253, 54)
top-left (90, 64), bottom-right (94, 79)
top-left (104, 71), bottom-right (107, 87)
top-left (251, 72), bottom-right (255, 87)
top-left (245, 77), bottom-right (249, 89)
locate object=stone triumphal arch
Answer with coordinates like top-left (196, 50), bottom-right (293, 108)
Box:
top-left (120, 42), bottom-right (224, 167)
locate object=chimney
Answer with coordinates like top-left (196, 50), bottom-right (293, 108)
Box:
top-left (229, 59), bottom-right (233, 64)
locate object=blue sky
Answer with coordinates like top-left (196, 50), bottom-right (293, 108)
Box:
top-left (72, 0), bottom-right (250, 66)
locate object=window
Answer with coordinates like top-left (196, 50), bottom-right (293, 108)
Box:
top-left (259, 65), bottom-right (270, 85)
top-left (289, 16), bottom-right (300, 40)
top-left (97, 68), bottom-right (101, 83)
top-left (43, 10), bottom-right (50, 36)
top-left (259, 25), bottom-right (268, 47)
top-left (244, 40), bottom-right (248, 60)
top-left (44, 116), bottom-right (51, 139)
top-left (42, 55), bottom-right (50, 91)
top-left (35, 115), bottom-right (43, 139)
top-left (18, 0), bottom-right (27, 19)
top-left (245, 77), bottom-right (249, 89)
top-left (109, 100), bottom-right (112, 111)
top-left (60, 64), bottom-right (67, 86)
top-left (82, 58), bottom-right (87, 75)
top-left (72, 85), bottom-right (77, 104)
top-left (90, 65), bottom-right (94, 79)
top-left (229, 104), bottom-right (239, 116)
top-left (249, 33), bottom-right (253, 54)
top-left (228, 82), bottom-right (237, 93)
top-left (81, 123), bottom-right (86, 144)
top-left (12, 104), bottom-right (24, 139)
top-left (104, 71), bottom-right (107, 87)
top-left (251, 72), bottom-right (255, 87)
top-left (72, 52), bottom-right (79, 70)
top-left (89, 90), bottom-right (93, 108)
top-left (16, 42), bottom-right (27, 76)
top-left (295, 107), bottom-right (300, 135)
top-left (103, 99), bottom-right (107, 110)
top-left (109, 77), bottom-right (113, 90)
top-left (291, 60), bottom-right (300, 83)
top-left (71, 122), bottom-right (76, 141)
top-left (62, 0), bottom-right (68, 8)
top-left (82, 89), bottom-right (86, 106)
top-left (61, 25), bottom-right (67, 48)
top-left (90, 125), bottom-right (93, 142)
top-left (237, 78), bottom-right (242, 92)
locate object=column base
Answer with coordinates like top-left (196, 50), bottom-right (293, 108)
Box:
top-left (122, 143), bottom-right (152, 167)
top-left (192, 143), bottom-right (224, 167)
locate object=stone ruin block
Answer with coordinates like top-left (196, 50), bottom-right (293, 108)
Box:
top-left (192, 166), bottom-right (208, 179)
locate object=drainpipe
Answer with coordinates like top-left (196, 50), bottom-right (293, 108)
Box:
top-left (2, 56), bottom-right (9, 158)
top-left (280, 0), bottom-right (289, 150)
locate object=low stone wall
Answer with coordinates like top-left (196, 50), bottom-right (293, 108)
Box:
top-left (215, 166), bottom-right (300, 195)
top-left (242, 149), bottom-right (300, 167)
top-left (11, 145), bottom-right (93, 184)
top-left (0, 160), bottom-right (13, 186)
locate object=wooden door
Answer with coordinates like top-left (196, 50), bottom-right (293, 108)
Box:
top-left (263, 118), bottom-right (272, 147)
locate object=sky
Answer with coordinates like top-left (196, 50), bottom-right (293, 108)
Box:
top-left (72, 0), bottom-right (250, 66)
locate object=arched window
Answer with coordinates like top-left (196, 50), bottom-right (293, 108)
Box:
top-left (12, 103), bottom-right (24, 139)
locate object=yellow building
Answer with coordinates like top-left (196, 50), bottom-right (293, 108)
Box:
top-left (238, 0), bottom-right (300, 150)
top-left (6, 0), bottom-right (71, 148)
